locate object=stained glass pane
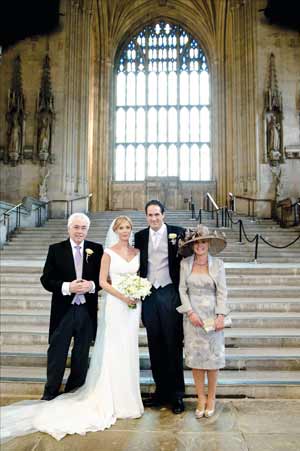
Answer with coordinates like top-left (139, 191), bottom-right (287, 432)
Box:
top-left (158, 144), bottom-right (167, 176)
top-left (126, 73), bottom-right (136, 106)
top-left (148, 108), bottom-right (157, 142)
top-left (117, 73), bottom-right (126, 106)
top-left (137, 72), bottom-right (145, 105)
top-left (201, 144), bottom-right (211, 180)
top-left (116, 108), bottom-right (125, 143)
top-left (191, 144), bottom-right (200, 180)
top-left (200, 107), bottom-right (210, 142)
top-left (136, 108), bottom-right (145, 142)
top-left (126, 108), bottom-right (135, 142)
top-left (158, 108), bottom-right (167, 142)
top-left (115, 145), bottom-right (125, 180)
top-left (168, 107), bottom-right (177, 142)
top-left (126, 145), bottom-right (135, 180)
top-left (168, 144), bottom-right (177, 176)
top-left (148, 144), bottom-right (157, 176)
top-left (136, 145), bottom-right (145, 180)
top-left (180, 145), bottom-right (189, 180)
top-left (180, 108), bottom-right (189, 142)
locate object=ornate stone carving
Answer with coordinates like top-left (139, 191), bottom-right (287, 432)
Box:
top-left (264, 53), bottom-right (284, 166)
top-left (39, 169), bottom-right (50, 202)
top-left (36, 54), bottom-right (55, 166)
top-left (5, 56), bottom-right (26, 166)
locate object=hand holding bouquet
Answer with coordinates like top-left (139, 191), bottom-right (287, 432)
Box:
top-left (117, 274), bottom-right (152, 309)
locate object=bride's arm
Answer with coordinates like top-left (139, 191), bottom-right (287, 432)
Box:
top-left (99, 253), bottom-right (137, 306)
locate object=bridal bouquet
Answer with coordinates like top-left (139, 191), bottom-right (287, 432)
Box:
top-left (117, 274), bottom-right (152, 309)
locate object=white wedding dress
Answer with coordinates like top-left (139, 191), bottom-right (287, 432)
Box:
top-left (0, 248), bottom-right (143, 442)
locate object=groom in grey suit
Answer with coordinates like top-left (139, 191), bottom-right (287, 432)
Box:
top-left (135, 200), bottom-right (185, 414)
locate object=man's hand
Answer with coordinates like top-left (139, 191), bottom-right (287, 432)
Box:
top-left (69, 279), bottom-right (92, 294)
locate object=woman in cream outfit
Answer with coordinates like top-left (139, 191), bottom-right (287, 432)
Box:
top-left (177, 225), bottom-right (228, 419)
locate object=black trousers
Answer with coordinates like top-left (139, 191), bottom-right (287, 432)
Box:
top-left (43, 304), bottom-right (93, 398)
top-left (142, 284), bottom-right (185, 401)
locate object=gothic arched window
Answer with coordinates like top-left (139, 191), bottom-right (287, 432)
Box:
top-left (114, 22), bottom-right (211, 181)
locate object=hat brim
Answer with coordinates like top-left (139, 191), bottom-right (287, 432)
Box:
top-left (179, 236), bottom-right (227, 257)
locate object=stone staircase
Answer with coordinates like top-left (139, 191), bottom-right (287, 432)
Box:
top-left (1, 210), bottom-right (300, 403)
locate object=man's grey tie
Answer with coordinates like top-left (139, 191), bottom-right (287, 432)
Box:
top-left (153, 232), bottom-right (159, 249)
top-left (73, 245), bottom-right (85, 305)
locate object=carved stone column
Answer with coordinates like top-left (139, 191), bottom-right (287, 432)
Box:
top-left (226, 0), bottom-right (258, 196)
top-left (54, 0), bottom-right (92, 198)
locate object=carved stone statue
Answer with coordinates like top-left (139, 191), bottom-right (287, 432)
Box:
top-left (5, 56), bottom-right (25, 165)
top-left (268, 115), bottom-right (280, 152)
top-left (39, 170), bottom-right (50, 202)
top-left (36, 55), bottom-right (55, 166)
top-left (8, 115), bottom-right (21, 164)
top-left (38, 114), bottom-right (51, 162)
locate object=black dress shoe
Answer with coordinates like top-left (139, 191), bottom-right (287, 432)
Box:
top-left (143, 395), bottom-right (165, 407)
top-left (172, 398), bottom-right (185, 414)
top-left (41, 393), bottom-right (57, 401)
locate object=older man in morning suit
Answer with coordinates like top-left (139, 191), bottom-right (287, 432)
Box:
top-left (40, 213), bottom-right (103, 400)
top-left (135, 200), bottom-right (185, 414)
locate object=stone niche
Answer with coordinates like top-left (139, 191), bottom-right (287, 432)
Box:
top-left (110, 179), bottom-right (217, 210)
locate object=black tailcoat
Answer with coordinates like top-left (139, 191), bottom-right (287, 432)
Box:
top-left (40, 239), bottom-right (103, 341)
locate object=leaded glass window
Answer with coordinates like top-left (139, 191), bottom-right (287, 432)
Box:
top-left (114, 22), bottom-right (211, 181)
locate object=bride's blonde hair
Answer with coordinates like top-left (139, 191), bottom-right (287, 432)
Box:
top-left (112, 216), bottom-right (133, 232)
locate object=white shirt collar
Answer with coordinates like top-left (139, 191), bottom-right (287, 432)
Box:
top-left (150, 223), bottom-right (166, 238)
top-left (70, 238), bottom-right (84, 250)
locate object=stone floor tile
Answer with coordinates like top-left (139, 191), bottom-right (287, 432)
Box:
top-left (244, 433), bottom-right (300, 451)
top-left (234, 399), bottom-right (300, 434)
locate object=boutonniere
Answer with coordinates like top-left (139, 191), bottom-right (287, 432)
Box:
top-left (168, 233), bottom-right (177, 245)
top-left (85, 248), bottom-right (94, 262)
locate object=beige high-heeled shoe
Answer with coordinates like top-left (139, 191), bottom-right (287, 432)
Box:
top-left (204, 401), bottom-right (215, 417)
top-left (204, 408), bottom-right (215, 417)
top-left (195, 407), bottom-right (205, 419)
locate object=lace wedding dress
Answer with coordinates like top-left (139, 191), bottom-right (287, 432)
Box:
top-left (0, 248), bottom-right (143, 442)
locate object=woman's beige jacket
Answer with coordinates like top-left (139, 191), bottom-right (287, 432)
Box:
top-left (177, 254), bottom-right (228, 315)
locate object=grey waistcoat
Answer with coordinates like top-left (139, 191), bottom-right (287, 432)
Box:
top-left (147, 228), bottom-right (172, 288)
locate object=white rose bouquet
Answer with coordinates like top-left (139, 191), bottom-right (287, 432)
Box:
top-left (117, 274), bottom-right (152, 309)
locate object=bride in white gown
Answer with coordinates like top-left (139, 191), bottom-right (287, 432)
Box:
top-left (0, 216), bottom-right (144, 442)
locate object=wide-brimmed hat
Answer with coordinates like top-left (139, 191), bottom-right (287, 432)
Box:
top-left (178, 225), bottom-right (226, 257)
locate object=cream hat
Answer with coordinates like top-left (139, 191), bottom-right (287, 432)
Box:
top-left (178, 225), bottom-right (226, 257)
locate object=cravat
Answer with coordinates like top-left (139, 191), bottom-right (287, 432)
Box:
top-left (73, 245), bottom-right (85, 305)
top-left (152, 231), bottom-right (160, 249)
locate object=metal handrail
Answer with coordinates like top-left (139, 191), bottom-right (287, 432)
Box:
top-left (1, 199), bottom-right (48, 242)
top-left (231, 194), bottom-right (273, 220)
top-left (191, 193), bottom-right (221, 227)
top-left (49, 193), bottom-right (93, 217)
top-left (205, 192), bottom-right (219, 211)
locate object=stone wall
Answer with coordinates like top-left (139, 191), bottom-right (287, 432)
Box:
top-left (256, 0), bottom-right (300, 204)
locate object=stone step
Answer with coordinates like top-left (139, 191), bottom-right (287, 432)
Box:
top-left (2, 274), bottom-right (300, 288)
top-left (2, 311), bottom-right (300, 328)
top-left (1, 367), bottom-right (300, 401)
top-left (2, 327), bottom-right (300, 347)
top-left (1, 285), bottom-right (298, 297)
top-left (1, 296), bottom-right (299, 312)
top-left (1, 344), bottom-right (300, 371)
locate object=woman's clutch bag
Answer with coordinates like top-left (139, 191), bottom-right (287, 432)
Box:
top-left (202, 316), bottom-right (232, 333)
